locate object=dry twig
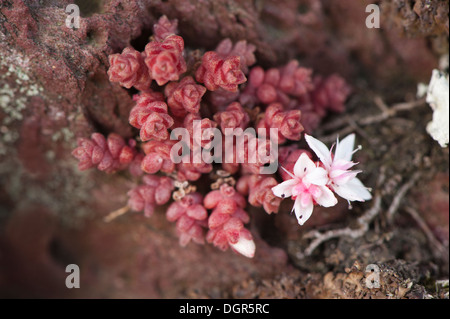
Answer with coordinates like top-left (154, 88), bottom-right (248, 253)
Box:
top-left (386, 172), bottom-right (421, 223)
top-left (103, 205), bottom-right (130, 223)
top-left (300, 169), bottom-right (422, 257)
top-left (300, 168), bottom-right (386, 257)
top-left (404, 206), bottom-right (448, 260)
top-left (303, 194), bottom-right (382, 256)
top-left (319, 97), bottom-right (426, 143)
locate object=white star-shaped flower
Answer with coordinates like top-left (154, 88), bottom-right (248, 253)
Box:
top-left (305, 133), bottom-right (372, 203)
top-left (272, 153), bottom-right (337, 225)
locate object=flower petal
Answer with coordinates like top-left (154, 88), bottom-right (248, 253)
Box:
top-left (333, 177), bottom-right (372, 202)
top-left (293, 152), bottom-right (316, 177)
top-left (303, 166), bottom-right (329, 186)
top-left (330, 169), bottom-right (361, 185)
top-left (332, 159), bottom-right (358, 171)
top-left (271, 179), bottom-right (297, 198)
top-left (293, 197), bottom-right (314, 226)
top-left (305, 134), bottom-right (332, 168)
top-left (314, 186), bottom-right (338, 207)
top-left (335, 133), bottom-right (355, 162)
top-left (300, 192), bottom-right (312, 208)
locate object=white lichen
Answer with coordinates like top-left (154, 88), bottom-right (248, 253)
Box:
top-left (1, 51), bottom-right (44, 145)
top-left (51, 127), bottom-right (74, 142)
top-left (418, 69), bottom-right (449, 148)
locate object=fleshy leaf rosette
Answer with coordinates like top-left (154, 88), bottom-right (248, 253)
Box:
top-left (153, 15), bottom-right (178, 42)
top-left (278, 60), bottom-right (314, 97)
top-left (129, 93), bottom-right (174, 142)
top-left (144, 35), bottom-right (187, 86)
top-left (166, 192), bottom-right (208, 246)
top-left (165, 76), bottom-right (207, 117)
top-left (141, 139), bottom-right (177, 174)
top-left (72, 133), bottom-right (136, 173)
top-left (204, 184), bottom-right (255, 258)
top-left (239, 61), bottom-right (313, 108)
top-left (311, 74), bottom-right (352, 116)
top-left (237, 175), bottom-right (281, 214)
top-left (215, 38), bottom-right (256, 74)
top-left (195, 51), bottom-right (247, 92)
top-left (176, 153), bottom-right (213, 182)
top-left (220, 133), bottom-right (276, 175)
top-left (183, 113), bottom-right (218, 149)
top-left (76, 15), bottom-right (358, 259)
top-left (257, 103), bottom-right (304, 144)
top-left (127, 175), bottom-right (174, 217)
top-left (213, 102), bottom-right (250, 133)
top-left (107, 47), bottom-right (152, 91)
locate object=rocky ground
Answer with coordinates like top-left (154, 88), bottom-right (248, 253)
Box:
top-left (0, 0), bottom-right (448, 298)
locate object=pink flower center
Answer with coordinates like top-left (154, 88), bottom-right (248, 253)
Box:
top-left (292, 180), bottom-right (322, 205)
top-left (329, 159), bottom-right (358, 185)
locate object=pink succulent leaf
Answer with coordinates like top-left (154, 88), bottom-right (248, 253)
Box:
top-left (186, 204), bottom-right (208, 220)
top-left (144, 35), bottom-right (187, 86)
top-left (167, 192), bottom-right (207, 247)
top-left (72, 133), bottom-right (139, 173)
top-left (206, 201), bottom-right (254, 258)
top-left (196, 51), bottom-right (246, 92)
top-left (258, 103), bottom-right (303, 144)
top-left (107, 47), bottom-right (152, 90)
top-left (312, 75), bottom-right (351, 114)
top-left (215, 39), bottom-right (256, 74)
top-left (165, 76), bottom-right (206, 116)
top-left (213, 102), bottom-right (249, 133)
top-left (167, 202), bottom-right (186, 222)
top-left (229, 229), bottom-right (255, 258)
top-left (239, 175), bottom-right (281, 214)
top-left (208, 211), bottom-right (231, 229)
top-left (141, 140), bottom-right (176, 174)
top-left (153, 15), bottom-right (178, 41)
